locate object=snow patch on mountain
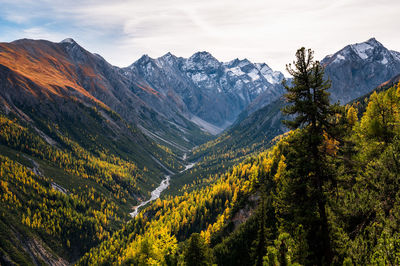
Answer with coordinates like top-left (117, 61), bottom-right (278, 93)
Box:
top-left (191, 73), bottom-right (208, 82)
top-left (60, 38), bottom-right (75, 44)
top-left (391, 50), bottom-right (400, 61)
top-left (333, 54), bottom-right (346, 64)
top-left (247, 69), bottom-right (260, 81)
top-left (184, 52), bottom-right (220, 71)
top-left (254, 63), bottom-right (283, 84)
top-left (351, 43), bottom-right (373, 59)
top-left (238, 59), bottom-right (251, 67)
top-left (227, 66), bottom-right (245, 76)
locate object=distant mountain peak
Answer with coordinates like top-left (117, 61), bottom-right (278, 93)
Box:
top-left (350, 37), bottom-right (382, 48)
top-left (60, 38), bottom-right (77, 45)
top-left (184, 51), bottom-right (220, 71)
top-left (237, 58), bottom-right (251, 67)
top-left (159, 52), bottom-right (177, 61)
top-left (346, 38), bottom-right (386, 60)
top-left (192, 51), bottom-right (213, 56)
top-left (366, 37), bottom-right (381, 46)
top-left (189, 51), bottom-right (217, 61)
top-left (135, 54), bottom-right (152, 64)
top-left (127, 49), bottom-right (285, 127)
top-left (223, 58), bottom-right (252, 71)
top-left (320, 37), bottom-right (400, 103)
top-left (162, 52), bottom-right (173, 57)
top-left (254, 62), bottom-right (272, 70)
top-left (324, 38), bottom-right (391, 65)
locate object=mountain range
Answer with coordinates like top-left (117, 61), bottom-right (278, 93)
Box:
top-left (0, 38), bottom-right (289, 155)
top-left (2, 37), bottom-right (398, 145)
top-left (126, 51), bottom-right (285, 132)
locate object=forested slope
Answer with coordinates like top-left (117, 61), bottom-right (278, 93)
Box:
top-left (0, 106), bottom-right (182, 264)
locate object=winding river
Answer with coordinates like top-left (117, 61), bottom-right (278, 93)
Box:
top-left (130, 154), bottom-right (196, 218)
top-left (130, 175), bottom-right (171, 218)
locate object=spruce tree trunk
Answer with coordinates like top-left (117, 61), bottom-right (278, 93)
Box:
top-left (308, 121), bottom-right (331, 265)
top-left (318, 196), bottom-right (332, 265)
top-left (313, 142), bottom-right (332, 265)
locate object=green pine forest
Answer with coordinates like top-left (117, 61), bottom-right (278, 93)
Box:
top-left (2, 47), bottom-right (400, 265)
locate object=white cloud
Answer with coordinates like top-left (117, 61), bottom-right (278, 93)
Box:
top-left (22, 27), bottom-right (66, 41)
top-left (1, 0), bottom-right (400, 73)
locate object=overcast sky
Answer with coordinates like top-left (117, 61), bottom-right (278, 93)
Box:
top-left (1, 0), bottom-right (399, 73)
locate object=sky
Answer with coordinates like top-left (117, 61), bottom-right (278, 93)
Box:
top-left (1, 0), bottom-right (399, 73)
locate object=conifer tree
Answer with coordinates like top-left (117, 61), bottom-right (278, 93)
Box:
top-left (183, 233), bottom-right (213, 266)
top-left (281, 47), bottom-right (338, 264)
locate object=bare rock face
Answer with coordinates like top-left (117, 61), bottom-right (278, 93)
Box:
top-left (322, 38), bottom-right (400, 104)
top-left (126, 51), bottom-right (285, 128)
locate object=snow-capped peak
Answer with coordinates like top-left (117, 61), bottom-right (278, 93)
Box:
top-left (158, 52), bottom-right (177, 62)
top-left (254, 63), bottom-right (283, 84)
top-left (189, 51), bottom-right (215, 61)
top-left (224, 58), bottom-right (251, 68)
top-left (351, 42), bottom-right (373, 59)
top-left (155, 52), bottom-right (179, 68)
top-left (324, 37), bottom-right (395, 66)
top-left (365, 37), bottom-right (382, 47)
top-left (136, 54), bottom-right (152, 63)
top-left (60, 38), bottom-right (76, 45)
top-left (349, 38), bottom-right (385, 60)
top-left (237, 58), bottom-right (251, 68)
top-left (184, 51), bottom-right (220, 71)
top-left (160, 52), bottom-right (174, 59)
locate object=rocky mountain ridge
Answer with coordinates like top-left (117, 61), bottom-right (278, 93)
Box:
top-left (321, 37), bottom-right (400, 103)
top-left (125, 51), bottom-right (285, 130)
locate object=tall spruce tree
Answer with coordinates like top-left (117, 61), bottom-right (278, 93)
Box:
top-left (281, 47), bottom-right (338, 264)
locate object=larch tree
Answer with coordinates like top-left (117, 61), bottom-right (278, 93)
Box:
top-left (183, 233), bottom-right (213, 266)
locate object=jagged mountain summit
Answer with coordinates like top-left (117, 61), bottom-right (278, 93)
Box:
top-left (125, 51), bottom-right (285, 131)
top-left (322, 37), bottom-right (400, 103)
